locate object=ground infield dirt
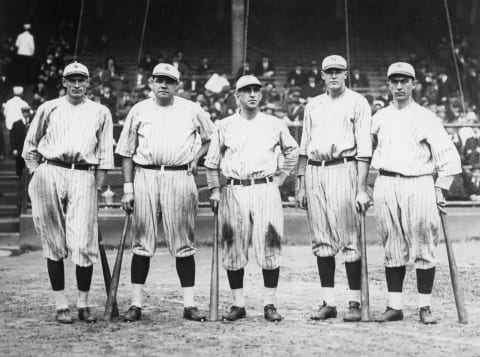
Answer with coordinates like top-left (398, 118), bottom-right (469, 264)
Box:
top-left (0, 242), bottom-right (479, 357)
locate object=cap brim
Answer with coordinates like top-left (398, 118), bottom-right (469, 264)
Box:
top-left (236, 83), bottom-right (262, 91)
top-left (322, 66), bottom-right (347, 71)
top-left (388, 72), bottom-right (415, 79)
top-left (152, 73), bottom-right (179, 81)
top-left (64, 72), bottom-right (89, 77)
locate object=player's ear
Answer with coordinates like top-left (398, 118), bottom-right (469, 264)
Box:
top-left (321, 71), bottom-right (326, 81)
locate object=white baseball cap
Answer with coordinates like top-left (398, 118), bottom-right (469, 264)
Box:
top-left (387, 62), bottom-right (415, 79)
top-left (152, 63), bottom-right (180, 82)
top-left (13, 86), bottom-right (24, 95)
top-left (63, 61), bottom-right (89, 77)
top-left (321, 55), bottom-right (347, 71)
top-left (235, 75), bottom-right (262, 91)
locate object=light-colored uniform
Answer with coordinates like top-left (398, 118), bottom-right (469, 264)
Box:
top-left (204, 112), bottom-right (299, 270)
top-left (300, 87), bottom-right (372, 262)
top-left (115, 96), bottom-right (214, 257)
top-left (22, 96), bottom-right (114, 266)
top-left (371, 102), bottom-right (461, 269)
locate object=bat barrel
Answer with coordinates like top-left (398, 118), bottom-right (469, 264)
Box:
top-left (209, 206), bottom-right (219, 321)
top-left (360, 211), bottom-right (370, 322)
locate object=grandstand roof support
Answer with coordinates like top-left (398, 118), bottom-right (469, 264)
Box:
top-left (231, 0), bottom-right (246, 76)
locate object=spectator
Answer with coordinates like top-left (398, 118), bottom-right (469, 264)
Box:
top-left (196, 56), bottom-right (214, 76)
top-left (436, 73), bottom-right (454, 104)
top-left (255, 55), bottom-right (275, 78)
top-left (300, 74), bottom-right (323, 101)
top-left (463, 164), bottom-right (480, 201)
top-left (463, 126), bottom-right (480, 165)
top-left (350, 68), bottom-right (369, 89)
top-left (236, 60), bottom-right (254, 80)
top-left (10, 106), bottom-right (30, 177)
top-left (260, 81), bottom-right (281, 107)
top-left (172, 51), bottom-right (190, 77)
top-left (100, 84), bottom-right (118, 122)
top-left (465, 66), bottom-right (479, 108)
top-left (375, 85), bottom-right (392, 107)
top-left (445, 126), bottom-right (463, 154)
top-left (139, 52), bottom-right (155, 75)
top-left (14, 23), bottom-right (35, 85)
top-left (286, 64), bottom-right (307, 87)
top-left (2, 86), bottom-right (29, 131)
top-left (307, 60), bottom-right (321, 84)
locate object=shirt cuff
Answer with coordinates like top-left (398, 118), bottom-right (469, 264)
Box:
top-left (435, 175), bottom-right (455, 191)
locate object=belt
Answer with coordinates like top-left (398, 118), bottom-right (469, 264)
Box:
top-left (136, 164), bottom-right (189, 171)
top-left (308, 157), bottom-right (355, 167)
top-left (227, 176), bottom-right (274, 186)
top-left (379, 170), bottom-right (406, 177)
top-left (46, 160), bottom-right (95, 171)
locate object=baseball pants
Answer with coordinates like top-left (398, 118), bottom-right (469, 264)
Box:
top-left (218, 182), bottom-right (283, 271)
top-left (304, 161), bottom-right (361, 262)
top-left (28, 163), bottom-right (98, 267)
top-left (131, 167), bottom-right (197, 258)
top-left (373, 174), bottom-right (439, 269)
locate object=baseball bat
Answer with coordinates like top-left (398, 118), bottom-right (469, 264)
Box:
top-left (98, 226), bottom-right (119, 317)
top-left (360, 211), bottom-right (370, 322)
top-left (104, 213), bottom-right (131, 322)
top-left (208, 202), bottom-right (219, 321)
top-left (440, 213), bottom-right (468, 324)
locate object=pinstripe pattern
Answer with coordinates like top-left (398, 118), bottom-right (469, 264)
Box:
top-left (28, 163), bottom-right (98, 267)
top-left (115, 96), bottom-right (214, 166)
top-left (299, 88), bottom-right (372, 161)
top-left (22, 96), bottom-right (114, 171)
top-left (219, 182), bottom-right (283, 270)
top-left (305, 161), bottom-right (360, 262)
top-left (373, 175), bottom-right (439, 269)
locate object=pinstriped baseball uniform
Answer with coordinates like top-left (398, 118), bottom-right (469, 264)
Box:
top-left (204, 112), bottom-right (299, 270)
top-left (22, 96), bottom-right (114, 266)
top-left (371, 102), bottom-right (461, 269)
top-left (115, 96), bottom-right (214, 257)
top-left (300, 88), bottom-right (372, 260)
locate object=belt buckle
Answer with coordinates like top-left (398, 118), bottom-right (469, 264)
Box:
top-left (343, 158), bottom-right (348, 164)
top-left (70, 163), bottom-right (75, 170)
top-left (321, 160), bottom-right (326, 167)
top-left (160, 165), bottom-right (165, 172)
top-left (250, 178), bottom-right (255, 186)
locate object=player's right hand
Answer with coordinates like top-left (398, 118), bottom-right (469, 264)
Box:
top-left (296, 188), bottom-right (307, 209)
top-left (121, 193), bottom-right (134, 213)
top-left (209, 188), bottom-right (220, 213)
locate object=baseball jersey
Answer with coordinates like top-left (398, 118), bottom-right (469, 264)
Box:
top-left (300, 88), bottom-right (372, 160)
top-left (371, 102), bottom-right (461, 178)
top-left (22, 97), bottom-right (114, 170)
top-left (204, 112), bottom-right (298, 178)
top-left (115, 96), bottom-right (214, 165)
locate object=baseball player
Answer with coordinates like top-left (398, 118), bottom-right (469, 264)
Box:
top-left (371, 62), bottom-right (461, 324)
top-left (296, 55), bottom-right (372, 322)
top-left (22, 61), bottom-right (114, 324)
top-left (116, 63), bottom-right (215, 322)
top-left (205, 75), bottom-right (299, 322)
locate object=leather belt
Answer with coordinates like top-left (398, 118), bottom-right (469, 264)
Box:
top-left (308, 157), bottom-right (355, 167)
top-left (227, 176), bottom-right (274, 186)
top-left (136, 164), bottom-right (189, 171)
top-left (46, 160), bottom-right (95, 171)
top-left (379, 170), bottom-right (406, 177)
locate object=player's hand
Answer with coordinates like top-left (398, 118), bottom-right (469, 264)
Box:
top-left (296, 187), bottom-right (307, 209)
top-left (209, 187), bottom-right (220, 213)
top-left (355, 190), bottom-right (371, 213)
top-left (435, 187), bottom-right (447, 215)
top-left (121, 193), bottom-right (134, 213)
top-left (273, 172), bottom-right (288, 187)
top-left (188, 160), bottom-right (199, 176)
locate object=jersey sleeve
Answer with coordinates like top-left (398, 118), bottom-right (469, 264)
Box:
top-left (299, 103), bottom-right (312, 156)
top-left (203, 122), bottom-right (224, 170)
top-left (96, 106), bottom-right (115, 170)
top-left (115, 105), bottom-right (139, 158)
top-left (21, 102), bottom-right (51, 170)
top-left (278, 121), bottom-right (299, 175)
top-left (354, 96), bottom-right (373, 158)
top-left (193, 104), bottom-right (215, 143)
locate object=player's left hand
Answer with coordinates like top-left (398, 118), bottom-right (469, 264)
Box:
top-left (188, 160), bottom-right (199, 176)
top-left (355, 190), bottom-right (371, 213)
top-left (435, 187), bottom-right (447, 215)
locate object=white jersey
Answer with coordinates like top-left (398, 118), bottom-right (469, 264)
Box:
top-left (3, 96), bottom-right (29, 130)
top-left (15, 31), bottom-right (35, 56)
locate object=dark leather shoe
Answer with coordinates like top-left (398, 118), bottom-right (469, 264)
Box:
top-left (343, 301), bottom-right (361, 322)
top-left (419, 306), bottom-right (437, 325)
top-left (183, 306), bottom-right (206, 321)
top-left (56, 308), bottom-right (73, 324)
top-left (310, 301), bottom-right (337, 321)
top-left (264, 304), bottom-right (282, 322)
top-left (78, 307), bottom-right (97, 323)
top-left (124, 305), bottom-right (142, 322)
top-left (376, 307), bottom-right (404, 322)
top-left (222, 306), bottom-right (246, 321)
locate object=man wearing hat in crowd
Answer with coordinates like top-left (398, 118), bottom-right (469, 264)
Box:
top-left (371, 62), bottom-right (461, 324)
top-left (22, 61), bottom-right (114, 323)
top-left (3, 86), bottom-right (29, 132)
top-left (15, 23), bottom-right (35, 84)
top-left (205, 75), bottom-right (299, 322)
top-left (116, 63), bottom-right (215, 322)
top-left (296, 55), bottom-right (372, 322)
top-left (10, 105), bottom-right (31, 177)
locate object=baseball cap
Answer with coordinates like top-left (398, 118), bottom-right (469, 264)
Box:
top-left (63, 61), bottom-right (89, 77)
top-left (152, 63), bottom-right (180, 82)
top-left (235, 75), bottom-right (262, 91)
top-left (321, 55), bottom-right (347, 71)
top-left (13, 86), bottom-right (24, 95)
top-left (387, 62), bottom-right (415, 79)
top-left (23, 23), bottom-right (31, 30)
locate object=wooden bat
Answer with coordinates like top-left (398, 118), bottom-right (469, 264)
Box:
top-left (440, 213), bottom-right (468, 324)
top-left (104, 214), bottom-right (131, 322)
top-left (98, 226), bottom-right (119, 317)
top-left (360, 210), bottom-right (370, 322)
top-left (208, 202), bottom-right (219, 321)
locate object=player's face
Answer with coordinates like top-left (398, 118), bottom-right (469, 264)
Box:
top-left (152, 75), bottom-right (177, 103)
top-left (388, 75), bottom-right (416, 103)
top-left (236, 85), bottom-right (262, 110)
top-left (321, 68), bottom-right (347, 92)
top-left (62, 75), bottom-right (89, 99)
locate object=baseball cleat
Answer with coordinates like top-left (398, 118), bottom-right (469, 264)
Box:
top-left (78, 307), bottom-right (97, 323)
top-left (264, 304), bottom-right (282, 322)
top-left (343, 301), bottom-right (361, 322)
top-left (56, 308), bottom-right (73, 324)
top-left (310, 301), bottom-right (337, 321)
top-left (183, 307), bottom-right (206, 321)
top-left (419, 306), bottom-right (437, 325)
top-left (124, 305), bottom-right (142, 322)
top-left (222, 306), bottom-right (246, 321)
top-left (375, 306), bottom-right (404, 322)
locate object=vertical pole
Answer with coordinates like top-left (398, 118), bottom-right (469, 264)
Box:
top-left (231, 0), bottom-right (245, 76)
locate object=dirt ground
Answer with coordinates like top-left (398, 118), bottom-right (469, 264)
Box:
top-left (1, 242), bottom-right (479, 357)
